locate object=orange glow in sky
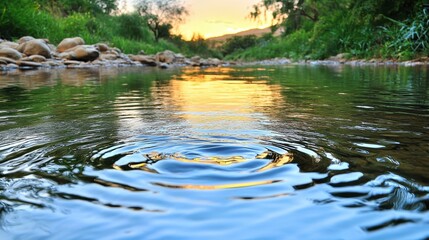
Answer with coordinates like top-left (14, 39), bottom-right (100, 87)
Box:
top-left (123, 0), bottom-right (272, 40)
top-left (179, 0), bottom-right (272, 39)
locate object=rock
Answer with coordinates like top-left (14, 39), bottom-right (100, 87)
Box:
top-left (18, 36), bottom-right (35, 45)
top-left (48, 44), bottom-right (57, 52)
top-left (64, 60), bottom-right (81, 65)
top-left (16, 60), bottom-right (42, 68)
top-left (199, 59), bottom-right (208, 66)
top-left (57, 37), bottom-right (85, 53)
top-left (60, 45), bottom-right (100, 62)
top-left (117, 53), bottom-right (131, 62)
top-left (0, 47), bottom-right (22, 60)
top-left (99, 53), bottom-right (117, 61)
top-left (191, 55), bottom-right (201, 63)
top-left (22, 55), bottom-right (46, 63)
top-left (174, 53), bottom-right (186, 63)
top-left (158, 62), bottom-right (169, 69)
top-left (96, 43), bottom-right (109, 52)
top-left (58, 52), bottom-right (71, 59)
top-left (156, 50), bottom-right (176, 63)
top-left (46, 60), bottom-right (62, 66)
top-left (129, 54), bottom-right (157, 66)
top-left (206, 58), bottom-right (222, 66)
top-left (0, 57), bottom-right (17, 64)
top-left (190, 61), bottom-right (201, 67)
top-left (112, 47), bottom-right (122, 54)
top-left (72, 45), bottom-right (99, 61)
top-left (0, 41), bottom-right (20, 50)
top-left (7, 63), bottom-right (18, 69)
top-left (105, 49), bottom-right (120, 57)
top-left (17, 39), bottom-right (51, 58)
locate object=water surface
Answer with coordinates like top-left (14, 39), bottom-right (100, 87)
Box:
top-left (1, 65), bottom-right (429, 239)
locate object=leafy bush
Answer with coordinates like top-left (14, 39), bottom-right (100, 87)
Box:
top-left (222, 35), bottom-right (259, 55)
top-left (116, 14), bottom-right (153, 42)
top-left (382, 10), bottom-right (429, 59)
top-left (179, 35), bottom-right (222, 58)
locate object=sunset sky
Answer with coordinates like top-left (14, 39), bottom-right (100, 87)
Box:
top-left (123, 0), bottom-right (272, 40)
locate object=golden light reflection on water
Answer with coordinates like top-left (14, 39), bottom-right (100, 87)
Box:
top-left (112, 67), bottom-right (286, 138)
top-left (154, 180), bottom-right (279, 190)
top-left (257, 152), bottom-right (294, 172)
top-left (172, 155), bottom-right (246, 165)
top-left (164, 68), bottom-right (284, 131)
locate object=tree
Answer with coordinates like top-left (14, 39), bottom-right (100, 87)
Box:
top-left (251, 0), bottom-right (422, 27)
top-left (250, 0), bottom-right (353, 33)
top-left (250, 0), bottom-right (320, 25)
top-left (135, 0), bottom-right (188, 42)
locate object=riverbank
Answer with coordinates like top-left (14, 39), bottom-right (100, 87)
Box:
top-left (2, 36), bottom-right (429, 73)
top-left (0, 36), bottom-right (227, 72)
top-left (240, 55), bottom-right (429, 67)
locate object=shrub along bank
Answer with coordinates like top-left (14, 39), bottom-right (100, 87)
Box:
top-left (224, 1), bottom-right (429, 61)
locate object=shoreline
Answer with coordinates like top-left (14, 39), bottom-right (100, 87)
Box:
top-left (1, 36), bottom-right (429, 73)
top-left (2, 57), bottom-right (429, 73)
top-left (0, 36), bottom-right (228, 73)
top-left (2, 56), bottom-right (429, 73)
top-left (239, 56), bottom-right (429, 67)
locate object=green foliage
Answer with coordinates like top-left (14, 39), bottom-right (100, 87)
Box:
top-left (381, 10), bottom-right (429, 59)
top-left (0, 0), bottom-right (197, 55)
top-left (183, 35), bottom-right (222, 58)
top-left (222, 35), bottom-right (259, 56)
top-left (0, 0), bottom-right (59, 40)
top-left (110, 37), bottom-right (179, 54)
top-left (35, 0), bottom-right (118, 16)
top-left (135, 0), bottom-right (188, 41)
top-left (225, 30), bottom-right (312, 61)
top-left (230, 0), bottom-right (427, 60)
top-left (116, 13), bottom-right (154, 42)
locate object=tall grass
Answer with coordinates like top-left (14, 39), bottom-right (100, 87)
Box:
top-left (0, 0), bottom-right (58, 40)
top-left (381, 10), bottom-right (429, 59)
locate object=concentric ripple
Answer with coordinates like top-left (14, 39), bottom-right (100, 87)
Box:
top-left (90, 135), bottom-right (314, 190)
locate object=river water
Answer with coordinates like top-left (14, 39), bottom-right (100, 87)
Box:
top-left (0, 65), bottom-right (428, 239)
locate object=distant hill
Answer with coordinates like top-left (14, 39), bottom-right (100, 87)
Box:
top-left (207, 27), bottom-right (281, 42)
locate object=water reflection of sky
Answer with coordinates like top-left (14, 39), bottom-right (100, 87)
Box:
top-left (114, 67), bottom-right (285, 139)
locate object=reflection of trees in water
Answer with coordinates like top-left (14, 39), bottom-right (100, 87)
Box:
top-left (0, 86), bottom-right (28, 102)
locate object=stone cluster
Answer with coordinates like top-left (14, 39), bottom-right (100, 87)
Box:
top-left (0, 36), bottom-right (226, 71)
top-left (3, 36), bottom-right (426, 71)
